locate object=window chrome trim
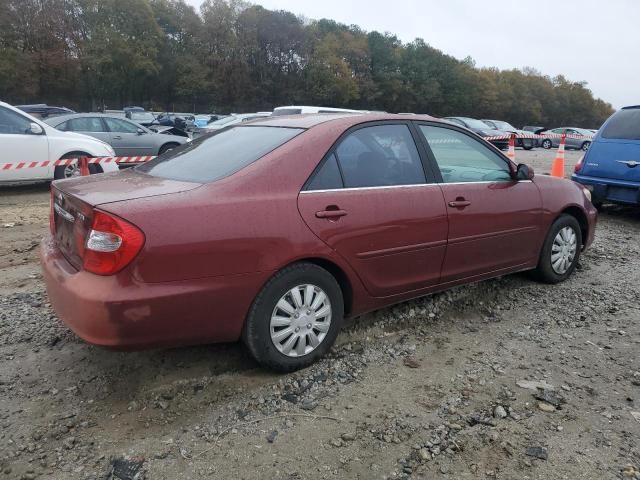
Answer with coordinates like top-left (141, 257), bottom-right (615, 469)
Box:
top-left (301, 180), bottom-right (532, 194)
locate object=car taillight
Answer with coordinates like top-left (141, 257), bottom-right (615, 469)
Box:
top-left (82, 211), bottom-right (145, 275)
top-left (574, 155), bottom-right (584, 173)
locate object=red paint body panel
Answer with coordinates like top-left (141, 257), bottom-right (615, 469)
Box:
top-left (40, 114), bottom-right (597, 350)
top-left (297, 186), bottom-right (448, 296)
top-left (439, 180), bottom-right (543, 282)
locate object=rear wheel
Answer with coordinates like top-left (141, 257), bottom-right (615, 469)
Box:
top-left (541, 139), bottom-right (553, 149)
top-left (54, 152), bottom-right (99, 179)
top-left (581, 141), bottom-right (591, 151)
top-left (533, 214), bottom-right (582, 283)
top-left (243, 262), bottom-right (344, 372)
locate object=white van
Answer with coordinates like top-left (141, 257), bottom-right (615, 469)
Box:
top-left (0, 101), bottom-right (117, 183)
top-left (272, 106), bottom-right (368, 116)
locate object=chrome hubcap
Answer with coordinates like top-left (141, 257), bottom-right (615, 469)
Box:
top-left (270, 284), bottom-right (331, 358)
top-left (64, 163), bottom-right (80, 178)
top-left (551, 226), bottom-right (577, 275)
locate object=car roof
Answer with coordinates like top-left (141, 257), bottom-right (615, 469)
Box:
top-left (251, 112), bottom-right (438, 129)
top-left (44, 112), bottom-right (135, 125)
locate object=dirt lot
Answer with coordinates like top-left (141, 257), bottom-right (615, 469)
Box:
top-left (1, 149), bottom-right (639, 480)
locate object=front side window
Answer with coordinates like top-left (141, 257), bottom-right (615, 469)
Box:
top-left (105, 117), bottom-right (140, 134)
top-left (67, 117), bottom-right (105, 132)
top-left (420, 125), bottom-right (512, 183)
top-left (0, 107), bottom-right (33, 135)
top-left (334, 124), bottom-right (426, 188)
top-left (138, 126), bottom-right (303, 183)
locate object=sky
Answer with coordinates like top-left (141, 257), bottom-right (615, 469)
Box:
top-left (187, 0), bottom-right (639, 108)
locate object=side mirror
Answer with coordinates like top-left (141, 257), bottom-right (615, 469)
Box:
top-left (136, 128), bottom-right (145, 135)
top-left (29, 122), bottom-right (44, 135)
top-left (516, 163), bottom-right (535, 181)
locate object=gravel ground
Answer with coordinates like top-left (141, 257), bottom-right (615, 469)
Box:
top-left (1, 149), bottom-right (639, 480)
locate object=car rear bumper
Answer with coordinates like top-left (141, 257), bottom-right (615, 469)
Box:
top-left (572, 173), bottom-right (640, 205)
top-left (40, 236), bottom-right (270, 349)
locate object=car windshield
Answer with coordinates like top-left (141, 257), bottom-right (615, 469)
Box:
top-left (573, 128), bottom-right (594, 136)
top-left (462, 118), bottom-right (492, 130)
top-left (137, 126), bottom-right (303, 183)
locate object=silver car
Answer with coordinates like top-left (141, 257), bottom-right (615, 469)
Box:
top-left (539, 127), bottom-right (593, 151)
top-left (44, 113), bottom-right (189, 157)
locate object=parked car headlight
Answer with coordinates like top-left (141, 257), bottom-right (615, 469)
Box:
top-left (582, 187), bottom-right (592, 202)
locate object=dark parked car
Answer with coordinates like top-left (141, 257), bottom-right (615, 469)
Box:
top-left (482, 119), bottom-right (536, 150)
top-left (16, 104), bottom-right (75, 119)
top-left (443, 117), bottom-right (510, 149)
top-left (522, 126), bottom-right (545, 133)
top-left (41, 114), bottom-right (596, 371)
top-left (156, 112), bottom-right (196, 131)
top-left (573, 105), bottom-right (640, 207)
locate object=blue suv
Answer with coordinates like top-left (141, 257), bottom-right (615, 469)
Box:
top-left (572, 106), bottom-right (640, 207)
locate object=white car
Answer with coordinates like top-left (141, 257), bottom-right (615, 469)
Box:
top-left (0, 101), bottom-right (117, 184)
top-left (272, 106), bottom-right (368, 115)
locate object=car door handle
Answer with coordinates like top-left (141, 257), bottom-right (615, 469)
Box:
top-left (316, 209), bottom-right (347, 219)
top-left (448, 199), bottom-right (471, 208)
top-left (112, 135), bottom-right (122, 140)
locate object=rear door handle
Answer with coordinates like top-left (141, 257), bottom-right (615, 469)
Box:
top-left (316, 209), bottom-right (348, 219)
top-left (112, 135), bottom-right (122, 140)
top-left (448, 200), bottom-right (471, 208)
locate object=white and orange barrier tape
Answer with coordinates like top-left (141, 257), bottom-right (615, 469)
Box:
top-left (1, 155), bottom-right (156, 172)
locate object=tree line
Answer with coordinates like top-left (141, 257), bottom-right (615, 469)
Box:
top-left (0, 0), bottom-right (614, 127)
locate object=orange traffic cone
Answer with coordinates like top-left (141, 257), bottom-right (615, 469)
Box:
top-left (507, 133), bottom-right (516, 162)
top-left (79, 156), bottom-right (90, 176)
top-left (550, 134), bottom-right (566, 178)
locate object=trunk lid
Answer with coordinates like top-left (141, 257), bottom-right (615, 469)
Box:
top-left (581, 138), bottom-right (640, 182)
top-left (54, 169), bottom-right (201, 207)
top-left (51, 169), bottom-right (200, 269)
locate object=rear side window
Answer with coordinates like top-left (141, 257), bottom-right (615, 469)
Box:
top-left (105, 118), bottom-right (139, 134)
top-left (334, 124), bottom-right (426, 188)
top-left (138, 126), bottom-right (303, 183)
top-left (602, 109), bottom-right (640, 140)
top-left (67, 117), bottom-right (105, 132)
top-left (306, 154), bottom-right (343, 190)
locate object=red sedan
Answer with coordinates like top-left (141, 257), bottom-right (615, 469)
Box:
top-left (41, 114), bottom-right (597, 371)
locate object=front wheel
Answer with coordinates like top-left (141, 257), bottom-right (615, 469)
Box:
top-left (541, 139), bottom-right (553, 149)
top-left (581, 141), bottom-right (591, 151)
top-left (54, 153), bottom-right (99, 179)
top-left (159, 143), bottom-right (179, 155)
top-left (533, 215), bottom-right (582, 284)
top-left (243, 263), bottom-right (344, 372)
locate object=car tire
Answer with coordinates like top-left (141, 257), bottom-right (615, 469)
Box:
top-left (243, 262), bottom-right (344, 372)
top-left (54, 152), bottom-right (100, 180)
top-left (542, 139), bottom-right (552, 149)
top-left (522, 139), bottom-right (534, 151)
top-left (533, 214), bottom-right (582, 284)
top-left (581, 141), bottom-right (591, 151)
top-left (159, 143), bottom-right (179, 155)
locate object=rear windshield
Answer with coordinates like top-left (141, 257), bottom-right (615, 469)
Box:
top-left (602, 109), bottom-right (640, 140)
top-left (137, 126), bottom-right (303, 182)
